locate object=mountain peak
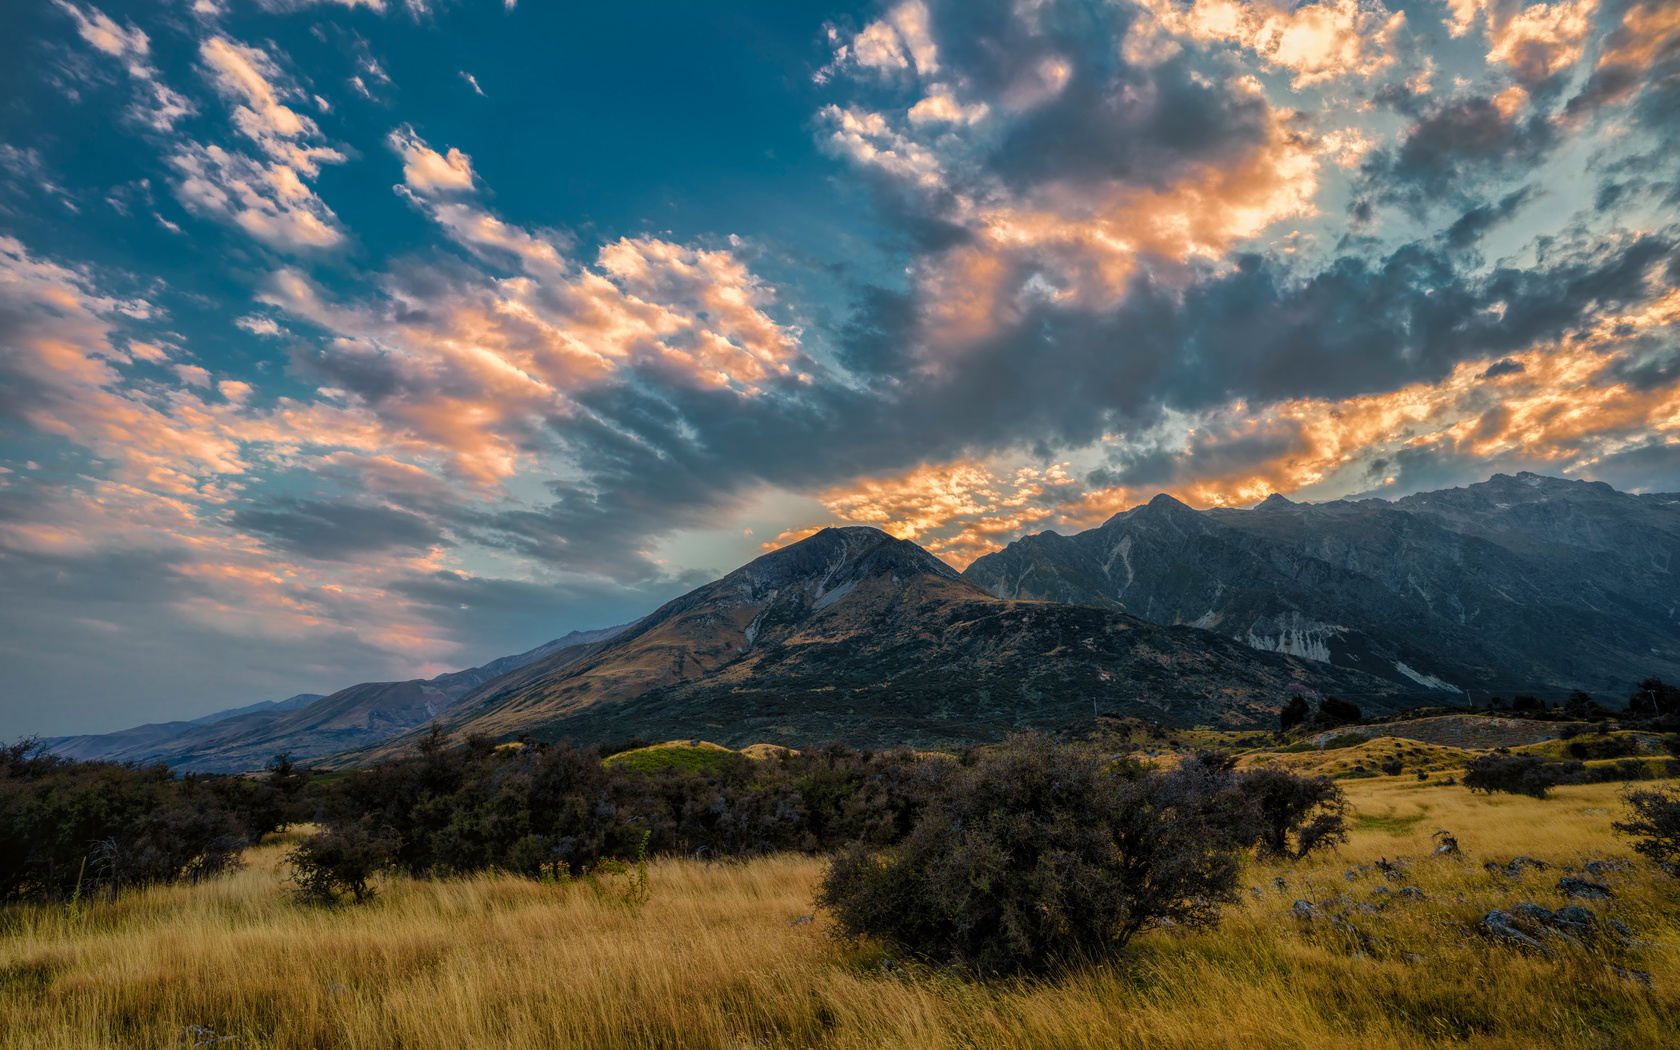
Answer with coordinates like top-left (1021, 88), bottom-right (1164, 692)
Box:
top-left (1254, 493), bottom-right (1296, 510)
top-left (738, 526), bottom-right (961, 590)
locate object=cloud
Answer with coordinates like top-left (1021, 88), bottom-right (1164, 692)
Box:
top-left (1448, 0), bottom-right (1598, 85)
top-left (169, 143), bottom-right (345, 250)
top-left (53, 0), bottom-right (195, 130)
top-left (388, 125), bottom-right (476, 194)
top-left (159, 36), bottom-right (347, 251)
top-left (1134, 0), bottom-right (1408, 88)
top-left (229, 498), bottom-right (446, 560)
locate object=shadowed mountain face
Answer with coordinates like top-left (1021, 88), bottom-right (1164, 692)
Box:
top-left (46, 626), bottom-right (631, 771)
top-left (961, 474), bottom-right (1680, 700)
top-left (342, 527), bottom-right (1416, 761)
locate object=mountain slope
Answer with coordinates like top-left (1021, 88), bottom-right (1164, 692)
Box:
top-left (343, 527), bottom-right (1418, 760)
top-left (51, 625), bottom-right (631, 771)
top-left (961, 473), bottom-right (1680, 699)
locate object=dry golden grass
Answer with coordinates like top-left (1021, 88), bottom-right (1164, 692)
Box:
top-left (3, 779), bottom-right (1677, 1049)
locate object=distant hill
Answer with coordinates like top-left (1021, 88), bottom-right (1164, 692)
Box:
top-left (337, 526), bottom-right (1416, 762)
top-left (44, 625), bottom-right (631, 771)
top-left (961, 473), bottom-right (1680, 701)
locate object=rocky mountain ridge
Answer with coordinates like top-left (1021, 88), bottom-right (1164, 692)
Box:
top-left (961, 473), bottom-right (1680, 700)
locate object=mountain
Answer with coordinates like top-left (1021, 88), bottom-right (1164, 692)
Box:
top-left (46, 625), bottom-right (631, 771)
top-left (961, 473), bottom-right (1680, 700)
top-left (187, 693), bottom-right (327, 727)
top-left (339, 526), bottom-right (1418, 762)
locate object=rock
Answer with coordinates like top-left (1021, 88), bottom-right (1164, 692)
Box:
top-left (1510, 902), bottom-right (1555, 925)
top-left (1584, 859), bottom-right (1629, 876)
top-left (1432, 830), bottom-right (1460, 855)
top-left (1608, 918), bottom-right (1633, 938)
top-left (1292, 900), bottom-right (1321, 920)
top-left (1478, 910), bottom-right (1553, 955)
top-left (1552, 904), bottom-right (1598, 935)
top-left (1250, 886), bottom-right (1264, 899)
top-left (1557, 877), bottom-right (1614, 900)
top-left (1608, 965), bottom-right (1653, 987)
top-left (1582, 808), bottom-right (1608, 815)
top-left (1487, 856), bottom-right (1550, 878)
top-left (1272, 876), bottom-right (1289, 892)
top-left (1399, 887), bottom-right (1425, 900)
top-left (791, 914), bottom-right (814, 926)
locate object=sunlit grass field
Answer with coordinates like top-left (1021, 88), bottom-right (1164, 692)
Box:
top-left (3, 777), bottom-right (1677, 1049)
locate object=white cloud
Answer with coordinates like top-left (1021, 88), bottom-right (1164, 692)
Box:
top-left (169, 144), bottom-right (344, 250)
top-left (388, 126), bottom-right (476, 195)
top-left (54, 0), bottom-right (196, 130)
top-left (460, 71), bottom-right (486, 96)
top-left (236, 314), bottom-right (283, 336)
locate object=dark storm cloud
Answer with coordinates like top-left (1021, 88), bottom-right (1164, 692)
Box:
top-left (1477, 358), bottom-right (1526, 379)
top-left (229, 498), bottom-right (447, 560)
top-left (1445, 187), bottom-right (1537, 249)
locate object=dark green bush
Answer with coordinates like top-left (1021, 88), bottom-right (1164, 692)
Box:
top-left (816, 736), bottom-right (1258, 974)
top-left (0, 738), bottom-right (254, 901)
top-left (1463, 754), bottom-right (1585, 798)
top-left (286, 822), bottom-right (401, 903)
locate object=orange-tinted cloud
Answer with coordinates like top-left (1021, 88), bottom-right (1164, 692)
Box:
top-left (1135, 0), bottom-right (1407, 87)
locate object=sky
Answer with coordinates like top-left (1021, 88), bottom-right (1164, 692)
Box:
top-left (1, 0), bottom-right (1677, 736)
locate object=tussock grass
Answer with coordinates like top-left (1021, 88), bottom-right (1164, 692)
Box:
top-left (3, 780), bottom-right (1677, 1048)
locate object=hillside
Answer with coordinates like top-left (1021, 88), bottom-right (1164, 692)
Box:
top-left (962, 473), bottom-right (1680, 700)
top-left (342, 527), bottom-right (1416, 761)
top-left (49, 625), bottom-right (630, 771)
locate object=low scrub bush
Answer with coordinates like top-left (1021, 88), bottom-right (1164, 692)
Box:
top-left (816, 737), bottom-right (1346, 974)
top-left (286, 822), bottom-right (401, 903)
top-left (1464, 755), bottom-right (1584, 798)
top-left (297, 731), bottom-right (940, 887)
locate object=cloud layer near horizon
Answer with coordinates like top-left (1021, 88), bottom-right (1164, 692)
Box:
top-left (1, 0), bottom-right (1677, 733)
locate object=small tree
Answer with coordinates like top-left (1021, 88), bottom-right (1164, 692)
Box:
top-left (1279, 695), bottom-right (1311, 732)
top-left (1235, 766), bottom-right (1347, 859)
top-left (1613, 785), bottom-right (1680, 873)
top-left (1628, 678), bottom-right (1680, 718)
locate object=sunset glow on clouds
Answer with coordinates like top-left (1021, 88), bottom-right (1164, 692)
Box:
top-left (1, 0), bottom-right (1677, 733)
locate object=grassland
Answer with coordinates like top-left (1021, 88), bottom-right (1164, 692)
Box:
top-left (3, 774), bottom-right (1677, 1049)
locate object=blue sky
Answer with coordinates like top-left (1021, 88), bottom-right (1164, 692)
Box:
top-left (2, 0), bottom-right (1677, 736)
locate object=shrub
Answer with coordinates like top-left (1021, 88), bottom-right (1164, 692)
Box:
top-left (286, 823), bottom-right (401, 903)
top-left (816, 735), bottom-right (1248, 974)
top-left (0, 738), bottom-right (252, 901)
top-left (1317, 698), bottom-right (1357, 725)
top-left (1613, 784), bottom-right (1680, 873)
top-left (1279, 695), bottom-right (1311, 732)
top-left (1463, 754), bottom-right (1584, 798)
